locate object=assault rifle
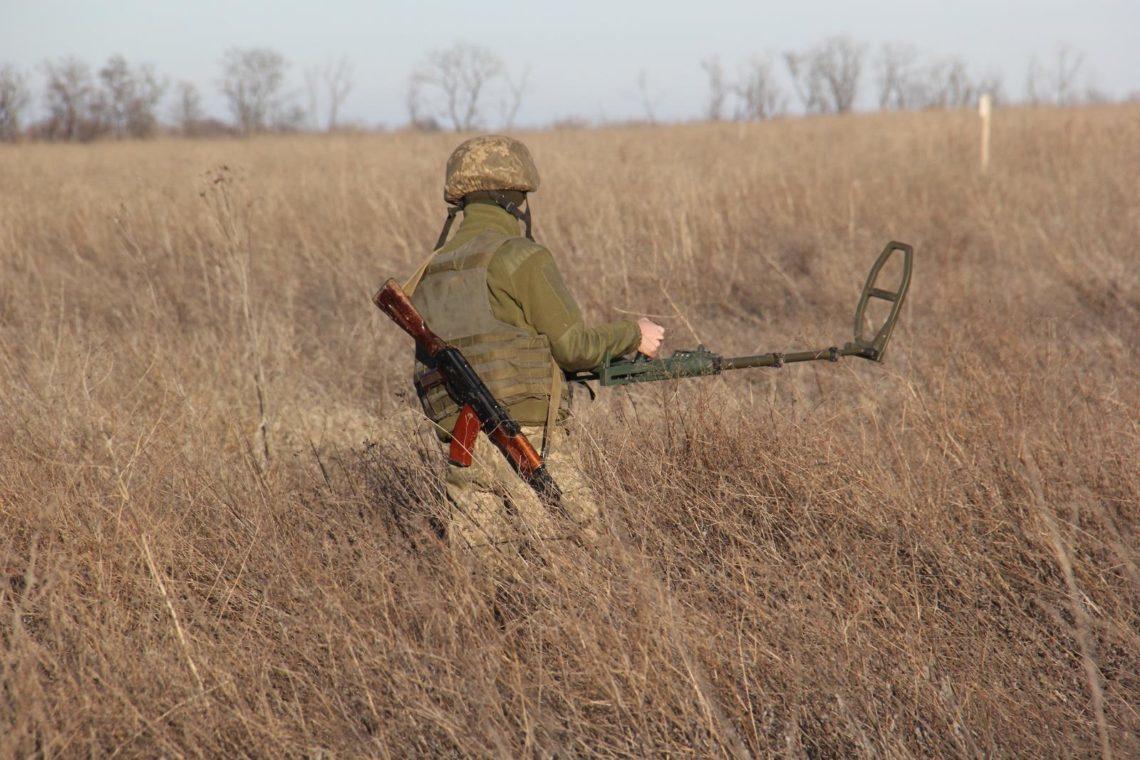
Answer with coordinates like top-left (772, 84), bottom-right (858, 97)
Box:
top-left (372, 279), bottom-right (563, 504)
top-left (572, 241), bottom-right (913, 386)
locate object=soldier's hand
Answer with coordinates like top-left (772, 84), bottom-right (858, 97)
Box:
top-left (636, 318), bottom-right (665, 357)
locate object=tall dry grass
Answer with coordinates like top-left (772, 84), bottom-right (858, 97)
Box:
top-left (0, 106), bottom-right (1137, 757)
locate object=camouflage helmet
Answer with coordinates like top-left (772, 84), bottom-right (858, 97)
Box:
top-left (444, 135), bottom-right (539, 204)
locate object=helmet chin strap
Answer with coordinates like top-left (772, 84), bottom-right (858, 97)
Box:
top-left (433, 203), bottom-right (463, 250)
top-left (490, 191), bottom-right (534, 242)
top-left (434, 190), bottom-right (533, 250)
top-left (519, 198), bottom-right (534, 241)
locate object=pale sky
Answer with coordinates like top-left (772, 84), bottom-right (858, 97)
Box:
top-left (2, 0), bottom-right (1137, 128)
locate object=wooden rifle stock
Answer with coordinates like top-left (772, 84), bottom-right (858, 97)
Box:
top-left (488, 427), bottom-right (546, 479)
top-left (373, 279), bottom-right (447, 356)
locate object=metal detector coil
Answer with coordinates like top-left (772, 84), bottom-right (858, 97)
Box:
top-left (845, 241), bottom-right (913, 362)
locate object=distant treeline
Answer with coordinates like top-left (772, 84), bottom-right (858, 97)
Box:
top-left (0, 39), bottom-right (1125, 142)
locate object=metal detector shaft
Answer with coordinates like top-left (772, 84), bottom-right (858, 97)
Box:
top-left (720, 344), bottom-right (875, 370)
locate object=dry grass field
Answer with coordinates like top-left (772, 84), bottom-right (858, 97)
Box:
top-left (1, 106), bottom-right (1137, 757)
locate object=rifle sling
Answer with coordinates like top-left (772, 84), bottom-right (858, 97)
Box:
top-left (405, 205), bottom-right (463, 294)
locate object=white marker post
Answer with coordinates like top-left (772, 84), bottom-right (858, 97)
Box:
top-left (978, 93), bottom-right (993, 173)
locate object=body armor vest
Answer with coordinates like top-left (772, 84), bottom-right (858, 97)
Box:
top-left (410, 230), bottom-right (565, 429)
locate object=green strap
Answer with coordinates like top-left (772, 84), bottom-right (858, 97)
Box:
top-left (463, 191), bottom-right (534, 241)
top-left (408, 221), bottom-right (506, 296)
top-left (433, 204), bottom-right (462, 250)
top-left (424, 250), bottom-right (496, 277)
top-left (402, 252), bottom-right (435, 296)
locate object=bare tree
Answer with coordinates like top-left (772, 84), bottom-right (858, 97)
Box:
top-left (0, 64), bottom-right (31, 141)
top-left (500, 67), bottom-right (529, 130)
top-left (137, 71), bottom-right (165, 135)
top-left (409, 42), bottom-right (503, 132)
top-left (220, 48), bottom-right (289, 134)
top-left (96, 55), bottom-right (166, 138)
top-left (1083, 85), bottom-right (1111, 105)
top-left (405, 83), bottom-right (423, 128)
top-left (304, 67), bottom-right (321, 130)
top-left (877, 45), bottom-right (997, 111)
top-left (1052, 46), bottom-right (1084, 105)
top-left (1025, 57), bottom-right (1044, 105)
top-left (922, 58), bottom-right (976, 109)
top-left (96, 55), bottom-right (134, 136)
top-left (817, 37), bottom-right (864, 113)
top-left (733, 56), bottom-right (785, 120)
top-left (784, 51), bottom-right (828, 113)
top-left (172, 81), bottom-right (204, 136)
top-left (405, 82), bottom-right (440, 132)
top-left (636, 70), bottom-right (662, 123)
top-left (1027, 46), bottom-right (1085, 106)
top-left (323, 56), bottom-right (353, 132)
top-left (876, 43), bottom-right (920, 110)
top-left (786, 37), bottom-right (865, 114)
top-left (701, 57), bottom-right (728, 121)
top-left (42, 58), bottom-right (98, 140)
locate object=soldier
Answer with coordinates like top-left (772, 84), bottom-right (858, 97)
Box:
top-left (404, 135), bottom-right (664, 553)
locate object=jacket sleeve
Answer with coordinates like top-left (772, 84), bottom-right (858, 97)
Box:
top-left (498, 245), bottom-right (640, 372)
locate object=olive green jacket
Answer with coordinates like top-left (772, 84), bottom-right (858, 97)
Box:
top-left (433, 202), bottom-right (639, 423)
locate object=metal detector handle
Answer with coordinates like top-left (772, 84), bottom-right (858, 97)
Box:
top-left (847, 241), bottom-right (912, 361)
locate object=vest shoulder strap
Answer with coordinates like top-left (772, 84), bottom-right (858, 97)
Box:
top-left (405, 230), bottom-right (512, 295)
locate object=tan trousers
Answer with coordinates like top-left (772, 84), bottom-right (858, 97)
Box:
top-left (441, 425), bottom-right (600, 552)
